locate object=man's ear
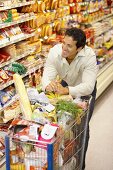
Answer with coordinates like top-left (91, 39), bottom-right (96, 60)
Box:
top-left (76, 46), bottom-right (83, 53)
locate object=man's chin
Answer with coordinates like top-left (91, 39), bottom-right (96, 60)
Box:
top-left (62, 54), bottom-right (68, 58)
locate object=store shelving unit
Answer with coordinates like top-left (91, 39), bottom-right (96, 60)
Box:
top-left (97, 60), bottom-right (113, 98)
top-left (0, 1), bottom-right (37, 168)
top-left (88, 13), bottom-right (113, 25)
top-left (92, 13), bottom-right (113, 98)
top-left (0, 51), bottom-right (33, 69)
top-left (0, 32), bottom-right (35, 48)
top-left (0, 63), bottom-right (44, 90)
top-left (0, 15), bottom-right (36, 29)
top-left (0, 0), bottom-right (35, 11)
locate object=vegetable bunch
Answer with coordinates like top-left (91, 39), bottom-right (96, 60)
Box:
top-left (56, 100), bottom-right (83, 118)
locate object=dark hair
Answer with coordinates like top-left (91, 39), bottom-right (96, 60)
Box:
top-left (65, 27), bottom-right (86, 48)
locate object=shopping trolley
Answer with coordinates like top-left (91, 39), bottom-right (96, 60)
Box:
top-left (5, 96), bottom-right (92, 170)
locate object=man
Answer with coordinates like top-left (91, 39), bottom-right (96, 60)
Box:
top-left (42, 27), bottom-right (97, 97)
top-left (42, 27), bottom-right (98, 169)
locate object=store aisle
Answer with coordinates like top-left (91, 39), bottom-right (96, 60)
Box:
top-left (85, 83), bottom-right (113, 170)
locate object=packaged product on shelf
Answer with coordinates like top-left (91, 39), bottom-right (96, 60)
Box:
top-left (41, 23), bottom-right (53, 38)
top-left (62, 0), bottom-right (68, 5)
top-left (37, 1), bottom-right (46, 12)
top-left (0, 29), bottom-right (9, 43)
top-left (45, 11), bottom-right (55, 24)
top-left (54, 20), bottom-right (62, 33)
top-left (0, 90), bottom-right (11, 107)
top-left (51, 0), bottom-right (58, 10)
top-left (3, 44), bottom-right (17, 58)
top-left (4, 85), bottom-right (16, 97)
top-left (44, 0), bottom-right (51, 10)
top-left (4, 101), bottom-right (21, 121)
top-left (0, 50), bottom-right (11, 62)
top-left (20, 24), bottom-right (35, 34)
top-left (9, 62), bottom-right (27, 75)
top-left (0, 11), bottom-right (8, 23)
top-left (0, 69), bottom-right (11, 82)
top-left (28, 40), bottom-right (42, 53)
top-left (16, 41), bottom-right (29, 54)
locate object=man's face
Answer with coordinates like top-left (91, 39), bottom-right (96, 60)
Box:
top-left (62, 35), bottom-right (77, 60)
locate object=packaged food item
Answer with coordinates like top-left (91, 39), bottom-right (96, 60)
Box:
top-left (8, 62), bottom-right (27, 75)
top-left (42, 24), bottom-right (53, 38)
top-left (70, 3), bottom-right (76, 14)
top-left (44, 0), bottom-right (51, 10)
top-left (37, 1), bottom-right (46, 12)
top-left (51, 0), bottom-right (58, 10)
top-left (0, 69), bottom-right (10, 82)
top-left (0, 50), bottom-right (11, 62)
top-left (54, 20), bottom-right (62, 33)
top-left (3, 44), bottom-right (16, 58)
top-left (0, 90), bottom-right (11, 106)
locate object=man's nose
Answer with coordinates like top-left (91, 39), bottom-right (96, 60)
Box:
top-left (62, 44), bottom-right (67, 50)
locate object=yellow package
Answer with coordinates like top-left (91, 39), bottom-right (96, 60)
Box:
top-left (37, 1), bottom-right (46, 12)
top-left (51, 0), bottom-right (58, 10)
top-left (54, 20), bottom-right (61, 32)
top-left (29, 40), bottom-right (42, 53)
top-left (30, 3), bottom-right (38, 13)
top-left (44, 0), bottom-right (51, 10)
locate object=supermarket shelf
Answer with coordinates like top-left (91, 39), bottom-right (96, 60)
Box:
top-left (98, 60), bottom-right (113, 77)
top-left (0, 32), bottom-right (35, 49)
top-left (0, 15), bottom-right (36, 29)
top-left (0, 63), bottom-right (44, 90)
top-left (78, 2), bottom-right (89, 5)
top-left (104, 5), bottom-right (113, 9)
top-left (95, 26), bottom-right (113, 37)
top-left (97, 60), bottom-right (113, 98)
top-left (87, 13), bottom-right (113, 25)
top-left (21, 63), bottom-right (44, 77)
top-left (0, 95), bottom-right (18, 113)
top-left (0, 51), bottom-right (34, 69)
top-left (0, 1), bottom-right (35, 11)
top-left (88, 8), bottom-right (99, 13)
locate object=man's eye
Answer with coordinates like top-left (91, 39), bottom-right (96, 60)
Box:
top-left (63, 42), bottom-right (65, 45)
top-left (68, 45), bottom-right (72, 48)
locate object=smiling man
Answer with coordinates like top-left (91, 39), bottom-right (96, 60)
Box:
top-left (42, 27), bottom-right (97, 97)
top-left (42, 27), bottom-right (98, 169)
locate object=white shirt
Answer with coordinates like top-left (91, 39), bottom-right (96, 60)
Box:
top-left (42, 44), bottom-right (98, 97)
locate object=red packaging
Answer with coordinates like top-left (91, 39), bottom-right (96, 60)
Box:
top-left (70, 3), bottom-right (76, 14)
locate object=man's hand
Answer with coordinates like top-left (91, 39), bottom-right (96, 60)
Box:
top-left (56, 83), bottom-right (69, 95)
top-left (46, 80), bottom-right (58, 93)
top-left (46, 81), bottom-right (69, 95)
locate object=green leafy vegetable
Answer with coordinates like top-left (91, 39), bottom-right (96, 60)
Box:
top-left (56, 100), bottom-right (83, 118)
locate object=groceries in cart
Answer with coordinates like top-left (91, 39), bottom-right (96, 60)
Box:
top-left (5, 74), bottom-right (90, 170)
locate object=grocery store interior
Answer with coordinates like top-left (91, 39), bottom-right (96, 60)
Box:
top-left (0, 0), bottom-right (113, 170)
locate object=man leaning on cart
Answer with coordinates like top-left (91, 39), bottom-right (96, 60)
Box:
top-left (42, 27), bottom-right (98, 170)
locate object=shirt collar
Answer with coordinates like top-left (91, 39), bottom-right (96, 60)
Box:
top-left (76, 46), bottom-right (86, 58)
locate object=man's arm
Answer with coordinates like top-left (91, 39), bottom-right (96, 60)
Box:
top-left (68, 54), bottom-right (98, 97)
top-left (42, 48), bottom-right (58, 91)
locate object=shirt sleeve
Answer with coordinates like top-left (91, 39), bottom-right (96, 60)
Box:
top-left (69, 53), bottom-right (98, 97)
top-left (42, 48), bottom-right (58, 90)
